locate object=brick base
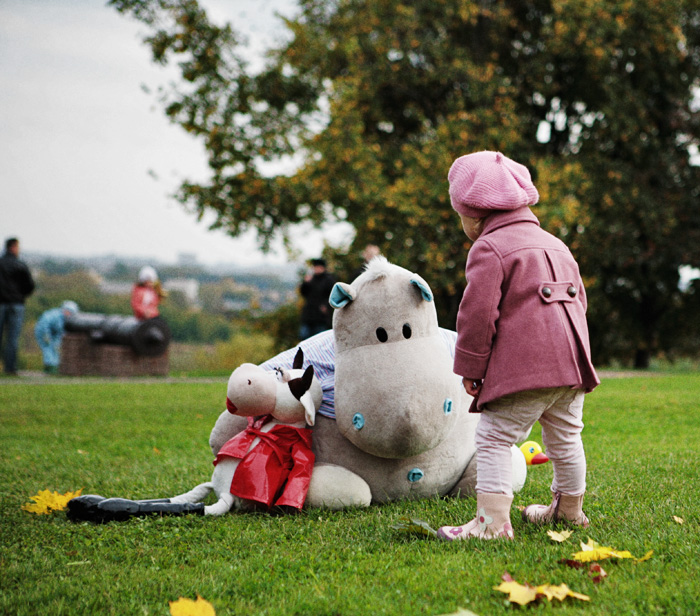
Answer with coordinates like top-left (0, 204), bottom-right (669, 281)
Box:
top-left (60, 333), bottom-right (169, 377)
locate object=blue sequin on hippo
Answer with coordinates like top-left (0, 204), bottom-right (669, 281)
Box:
top-left (407, 468), bottom-right (424, 482)
top-left (443, 398), bottom-right (453, 415)
top-left (352, 413), bottom-right (365, 430)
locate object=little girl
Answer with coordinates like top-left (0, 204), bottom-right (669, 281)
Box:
top-left (437, 151), bottom-right (599, 541)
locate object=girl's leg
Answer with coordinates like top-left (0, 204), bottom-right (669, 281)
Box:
top-left (539, 389), bottom-right (586, 496)
top-left (438, 390), bottom-right (548, 541)
top-left (522, 389), bottom-right (589, 526)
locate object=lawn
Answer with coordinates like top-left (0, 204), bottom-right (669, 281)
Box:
top-left (1, 374), bottom-right (699, 615)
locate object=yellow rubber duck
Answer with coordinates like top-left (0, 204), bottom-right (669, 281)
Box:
top-left (519, 440), bottom-right (549, 465)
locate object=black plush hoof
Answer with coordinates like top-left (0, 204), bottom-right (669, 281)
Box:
top-left (66, 495), bottom-right (107, 522)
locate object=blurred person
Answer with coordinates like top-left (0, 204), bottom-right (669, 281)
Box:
top-left (34, 300), bottom-right (79, 374)
top-left (131, 266), bottom-right (164, 320)
top-left (0, 238), bottom-right (35, 375)
top-left (351, 244), bottom-right (381, 281)
top-left (298, 258), bottom-right (336, 340)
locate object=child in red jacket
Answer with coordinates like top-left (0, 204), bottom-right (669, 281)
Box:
top-left (437, 151), bottom-right (599, 541)
top-left (131, 266), bottom-right (164, 320)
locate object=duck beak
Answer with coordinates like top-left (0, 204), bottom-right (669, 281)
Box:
top-left (529, 452), bottom-right (549, 465)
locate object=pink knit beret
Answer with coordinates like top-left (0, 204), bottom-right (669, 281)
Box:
top-left (448, 151), bottom-right (539, 218)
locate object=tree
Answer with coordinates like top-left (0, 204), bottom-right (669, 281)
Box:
top-left (111, 0), bottom-right (700, 366)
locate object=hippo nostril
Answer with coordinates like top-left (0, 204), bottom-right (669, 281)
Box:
top-left (375, 327), bottom-right (388, 343)
top-left (407, 468), bottom-right (424, 482)
top-left (352, 413), bottom-right (365, 430)
top-left (402, 323), bottom-right (412, 339)
top-left (443, 398), bottom-right (453, 415)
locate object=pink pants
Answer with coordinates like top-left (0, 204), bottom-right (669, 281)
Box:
top-left (475, 387), bottom-right (586, 496)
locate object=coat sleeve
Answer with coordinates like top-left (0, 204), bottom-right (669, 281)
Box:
top-left (274, 433), bottom-right (315, 509)
top-left (453, 240), bottom-right (504, 380)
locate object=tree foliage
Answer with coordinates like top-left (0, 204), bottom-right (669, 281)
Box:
top-left (111, 0), bottom-right (700, 365)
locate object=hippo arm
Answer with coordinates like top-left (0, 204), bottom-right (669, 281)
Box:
top-left (209, 409), bottom-right (248, 455)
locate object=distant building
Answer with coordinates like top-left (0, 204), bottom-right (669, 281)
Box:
top-left (164, 278), bottom-right (200, 306)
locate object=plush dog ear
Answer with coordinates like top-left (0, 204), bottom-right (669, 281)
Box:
top-left (292, 348), bottom-right (304, 370)
top-left (410, 278), bottom-right (434, 302)
top-left (329, 282), bottom-right (356, 308)
top-left (288, 365), bottom-right (314, 401)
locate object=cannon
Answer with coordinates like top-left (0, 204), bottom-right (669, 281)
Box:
top-left (65, 313), bottom-right (171, 357)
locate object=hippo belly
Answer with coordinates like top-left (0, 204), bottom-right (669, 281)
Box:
top-left (312, 390), bottom-right (479, 502)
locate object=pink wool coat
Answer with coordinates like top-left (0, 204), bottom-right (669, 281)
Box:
top-left (454, 207), bottom-right (599, 410)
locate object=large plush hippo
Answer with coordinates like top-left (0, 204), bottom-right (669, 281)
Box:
top-left (210, 257), bottom-right (526, 509)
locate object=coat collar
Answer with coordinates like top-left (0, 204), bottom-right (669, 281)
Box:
top-left (481, 206), bottom-right (541, 236)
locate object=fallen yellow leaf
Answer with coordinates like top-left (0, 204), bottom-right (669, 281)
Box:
top-left (22, 489), bottom-right (83, 515)
top-left (536, 583), bottom-right (590, 602)
top-left (547, 529), bottom-right (573, 542)
top-left (493, 581), bottom-right (538, 605)
top-left (494, 573), bottom-right (589, 605)
top-left (636, 550), bottom-right (654, 563)
top-left (673, 515), bottom-right (684, 524)
top-left (169, 596), bottom-right (216, 616)
top-left (573, 538), bottom-right (653, 563)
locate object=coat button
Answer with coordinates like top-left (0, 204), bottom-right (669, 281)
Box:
top-left (567, 286), bottom-right (577, 297)
top-left (542, 287), bottom-right (552, 298)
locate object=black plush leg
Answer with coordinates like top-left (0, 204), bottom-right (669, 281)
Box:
top-left (67, 494), bottom-right (205, 523)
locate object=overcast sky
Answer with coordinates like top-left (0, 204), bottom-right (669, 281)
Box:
top-left (0, 0), bottom-right (351, 267)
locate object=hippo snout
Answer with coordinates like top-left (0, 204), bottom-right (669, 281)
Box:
top-left (334, 339), bottom-right (459, 459)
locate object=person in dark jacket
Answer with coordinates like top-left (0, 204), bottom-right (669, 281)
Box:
top-left (298, 258), bottom-right (336, 340)
top-left (0, 238), bottom-right (35, 375)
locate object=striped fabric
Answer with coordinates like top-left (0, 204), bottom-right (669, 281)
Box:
top-left (259, 328), bottom-right (458, 420)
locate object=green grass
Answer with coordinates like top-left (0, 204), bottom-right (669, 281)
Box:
top-left (1, 374), bottom-right (699, 615)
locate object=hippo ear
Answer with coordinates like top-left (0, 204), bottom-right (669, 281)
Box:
top-left (292, 348), bottom-right (304, 370)
top-left (329, 282), bottom-right (356, 308)
top-left (410, 278), bottom-right (434, 302)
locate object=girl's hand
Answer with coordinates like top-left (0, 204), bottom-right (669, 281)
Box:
top-left (463, 378), bottom-right (483, 397)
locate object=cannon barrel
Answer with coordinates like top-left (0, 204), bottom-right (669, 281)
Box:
top-left (65, 313), bottom-right (171, 357)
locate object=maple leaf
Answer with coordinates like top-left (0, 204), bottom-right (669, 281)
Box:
top-left (22, 489), bottom-right (83, 515)
top-left (494, 572), bottom-right (589, 605)
top-left (589, 563), bottom-right (608, 583)
top-left (572, 538), bottom-right (653, 563)
top-left (547, 529), bottom-right (573, 542)
top-left (390, 517), bottom-right (438, 537)
top-left (169, 596), bottom-right (216, 616)
top-left (494, 580), bottom-right (538, 605)
top-left (560, 559), bottom-right (608, 582)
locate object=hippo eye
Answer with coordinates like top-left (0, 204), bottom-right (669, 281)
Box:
top-left (402, 323), bottom-right (412, 339)
top-left (376, 327), bottom-right (388, 343)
